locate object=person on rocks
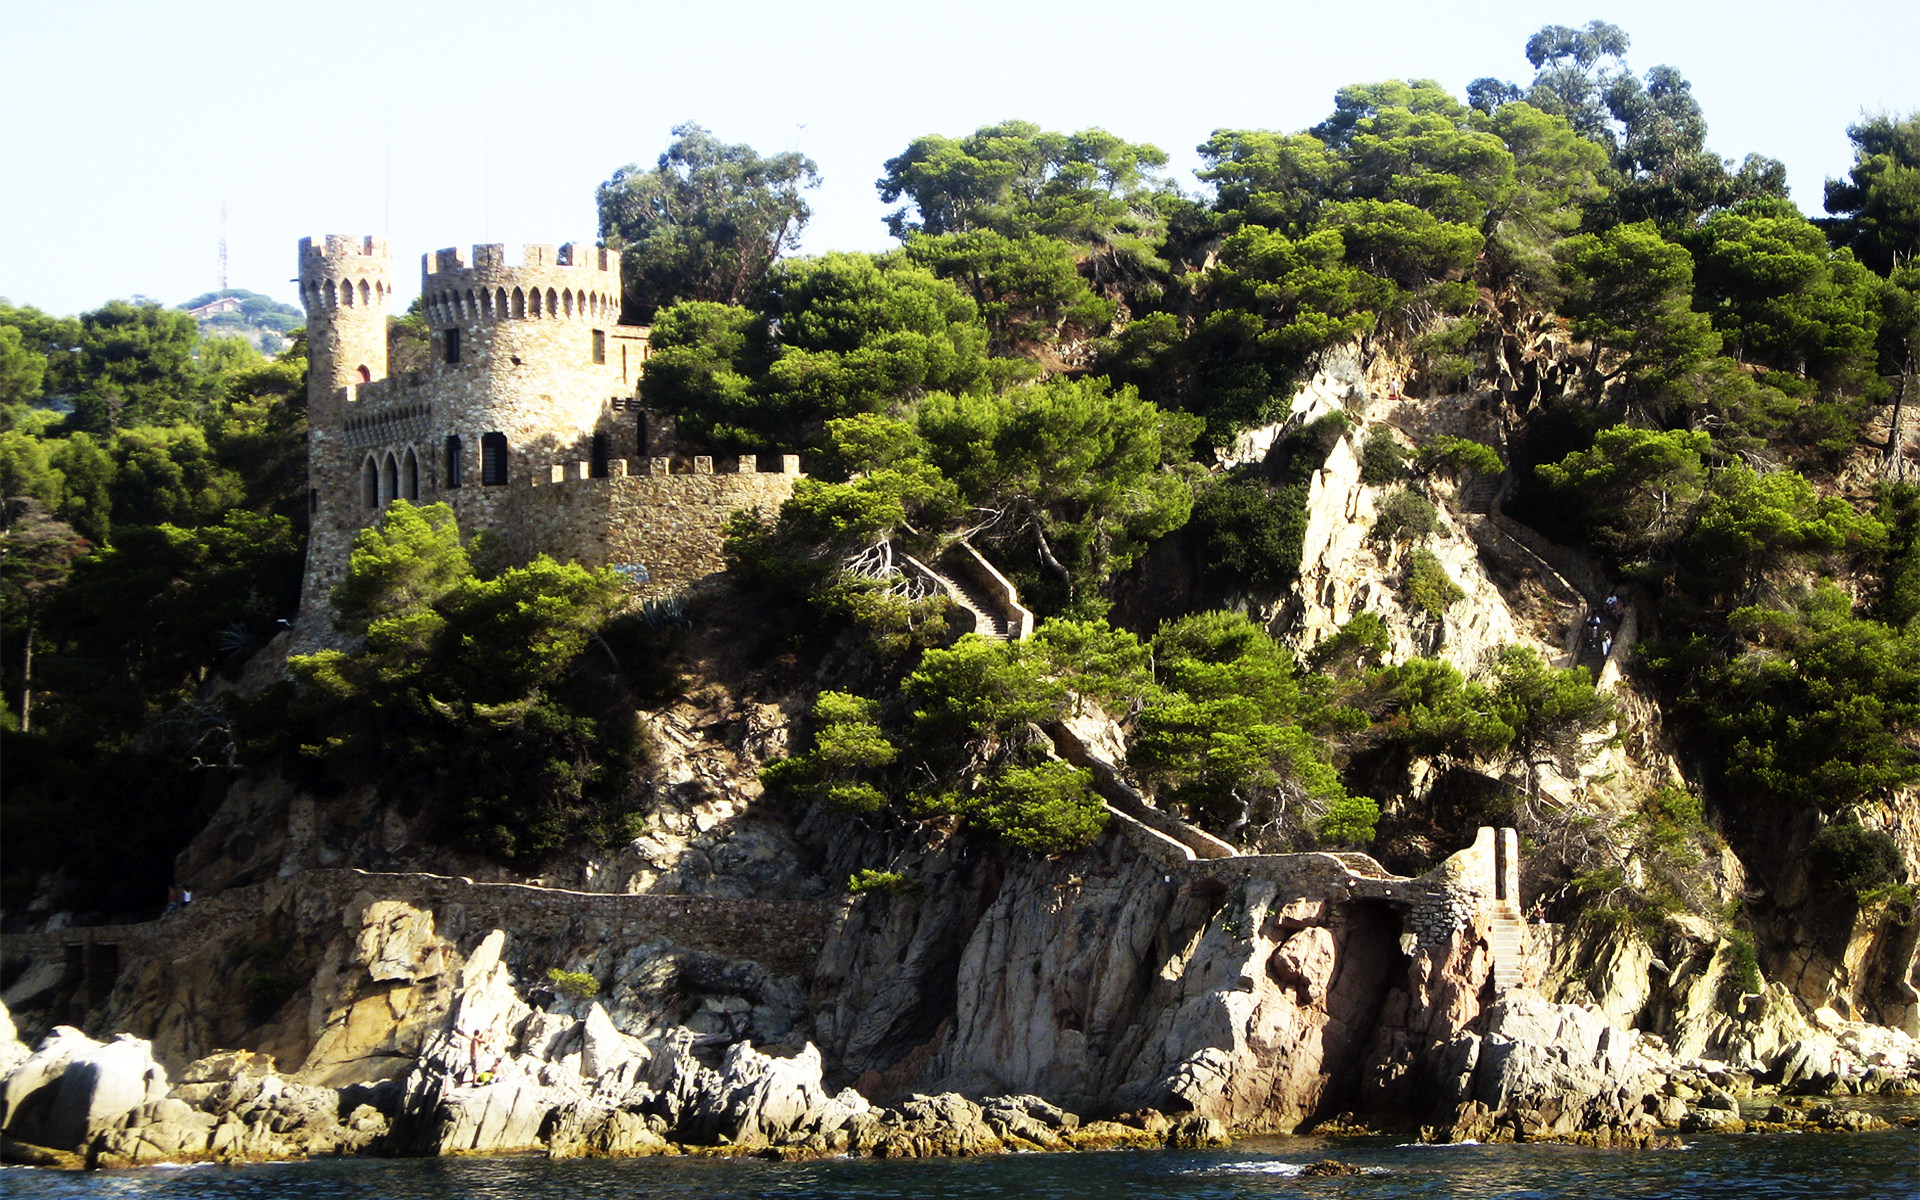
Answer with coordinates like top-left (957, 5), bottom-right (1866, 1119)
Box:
top-left (1528, 900), bottom-right (1547, 924)
top-left (165, 885), bottom-right (182, 913)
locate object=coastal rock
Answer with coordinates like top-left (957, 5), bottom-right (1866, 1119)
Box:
top-left (0, 1029), bottom-right (170, 1150)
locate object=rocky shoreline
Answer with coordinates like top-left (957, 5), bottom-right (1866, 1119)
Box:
top-left (4, 972), bottom-right (1915, 1171)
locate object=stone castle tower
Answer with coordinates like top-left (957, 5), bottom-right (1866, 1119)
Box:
top-left (292, 235), bottom-right (800, 650)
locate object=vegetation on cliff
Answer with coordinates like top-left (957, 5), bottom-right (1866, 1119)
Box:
top-left (3, 21), bottom-right (1915, 934)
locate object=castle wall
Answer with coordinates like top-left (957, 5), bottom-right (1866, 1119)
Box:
top-left (297, 238), bottom-right (745, 650)
top-left (496, 456), bottom-right (801, 598)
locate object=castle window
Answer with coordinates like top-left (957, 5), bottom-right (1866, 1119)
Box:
top-left (481, 432), bottom-right (509, 486)
top-left (357, 364), bottom-right (371, 383)
top-left (445, 435), bottom-right (463, 489)
top-left (379, 453), bottom-right (398, 506)
top-left (310, 487), bottom-right (320, 513)
top-left (592, 329), bottom-right (606, 364)
top-left (362, 457), bottom-right (379, 509)
top-left (591, 432), bottom-right (611, 478)
top-left (402, 448), bottom-right (420, 502)
top-left (445, 327), bottom-right (461, 365)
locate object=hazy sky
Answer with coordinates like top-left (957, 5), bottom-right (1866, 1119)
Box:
top-left (5, 0), bottom-right (1914, 318)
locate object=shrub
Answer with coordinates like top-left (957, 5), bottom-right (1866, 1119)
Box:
top-left (847, 868), bottom-right (912, 894)
top-left (1808, 822), bottom-right (1904, 895)
top-left (1359, 431), bottom-right (1409, 485)
top-left (1277, 411), bottom-right (1351, 482)
top-left (1416, 434), bottom-right (1503, 479)
top-left (1404, 549), bottom-right (1464, 616)
top-left (1372, 488), bottom-right (1439, 543)
top-left (1305, 612), bottom-right (1391, 676)
top-left (1317, 794), bottom-right (1380, 846)
top-left (968, 761), bottom-right (1107, 854)
top-left (1189, 474), bottom-right (1308, 592)
top-left (546, 968), bottom-right (600, 1000)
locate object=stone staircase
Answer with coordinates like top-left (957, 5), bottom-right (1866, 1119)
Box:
top-left (905, 551), bottom-right (1021, 641)
top-left (1489, 900), bottom-right (1526, 991)
top-left (1456, 471), bottom-right (1501, 515)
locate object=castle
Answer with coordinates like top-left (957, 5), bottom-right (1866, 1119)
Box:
top-left (292, 235), bottom-right (800, 647)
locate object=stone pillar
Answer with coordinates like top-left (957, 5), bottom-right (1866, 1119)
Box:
top-left (649, 457), bottom-right (670, 475)
top-left (781, 454), bottom-right (801, 474)
top-left (693, 456), bottom-right (713, 475)
top-left (1499, 827), bottom-right (1519, 904)
top-left (736, 454), bottom-right (757, 474)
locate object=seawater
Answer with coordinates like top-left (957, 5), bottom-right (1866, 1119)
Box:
top-left (5, 1129), bottom-right (1917, 1200)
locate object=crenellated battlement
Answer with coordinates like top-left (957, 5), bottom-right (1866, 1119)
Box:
top-left (299, 235), bottom-right (395, 317)
top-left (522, 453), bottom-right (802, 488)
top-left (418, 242), bottom-right (620, 325)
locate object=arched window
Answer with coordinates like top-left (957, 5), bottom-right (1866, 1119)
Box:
top-left (402, 448), bottom-right (419, 501)
top-left (357, 364), bottom-right (371, 383)
top-left (546, 288), bottom-right (559, 317)
top-left (445, 434), bottom-right (463, 489)
top-left (481, 432), bottom-right (509, 486)
top-left (359, 279), bottom-right (371, 307)
top-left (340, 279), bottom-right (354, 307)
top-left (590, 432), bottom-right (611, 478)
top-left (379, 453), bottom-right (398, 506)
top-left (512, 288), bottom-right (525, 319)
top-left (529, 287), bottom-right (542, 318)
top-left (362, 456), bottom-right (379, 508)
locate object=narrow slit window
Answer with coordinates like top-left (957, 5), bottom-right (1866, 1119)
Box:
top-left (591, 432), bottom-right (611, 478)
top-left (445, 327), bottom-right (461, 365)
top-left (445, 434), bottom-right (463, 489)
top-left (592, 328), bottom-right (606, 364)
top-left (481, 432), bottom-right (509, 486)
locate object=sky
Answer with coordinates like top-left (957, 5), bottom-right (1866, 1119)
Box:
top-left (4, 0), bottom-right (1915, 318)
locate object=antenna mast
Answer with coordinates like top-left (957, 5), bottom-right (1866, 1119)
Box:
top-left (219, 200), bottom-right (229, 292)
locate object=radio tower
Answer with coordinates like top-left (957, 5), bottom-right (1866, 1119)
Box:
top-left (219, 201), bottom-right (229, 292)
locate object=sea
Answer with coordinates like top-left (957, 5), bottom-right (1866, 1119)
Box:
top-left (5, 1126), bottom-right (1917, 1200)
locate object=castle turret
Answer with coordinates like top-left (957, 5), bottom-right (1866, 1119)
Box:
top-left (299, 234), bottom-right (393, 418)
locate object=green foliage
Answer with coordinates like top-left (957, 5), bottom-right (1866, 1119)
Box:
top-left (256, 508), bottom-right (641, 867)
top-left (643, 252), bottom-right (1014, 452)
top-left (1371, 488), bottom-right (1439, 543)
top-left (1555, 221), bottom-right (1719, 391)
top-left (1188, 473), bottom-right (1308, 593)
top-left (918, 376), bottom-right (1199, 612)
top-left (904, 230), bottom-right (1115, 354)
top-left (1416, 434), bottom-right (1503, 479)
top-left (878, 120), bottom-right (1172, 247)
top-left (1878, 482), bottom-right (1920, 628)
top-left (847, 868), bottom-right (912, 894)
top-left (1823, 112), bottom-right (1920, 276)
top-left (1130, 611), bottom-right (1356, 849)
top-left (597, 123), bottom-right (821, 321)
top-left (1724, 934), bottom-right (1764, 998)
top-left (1807, 822), bottom-right (1905, 896)
top-left (1358, 430), bottom-right (1409, 485)
top-left (761, 690), bottom-right (898, 813)
top-left (1306, 612), bottom-right (1391, 677)
top-left (1683, 464), bottom-right (1884, 594)
top-left (546, 968), bottom-right (601, 1000)
top-left (1685, 200), bottom-right (1882, 393)
top-left (1537, 425), bottom-right (1710, 560)
top-left (966, 761), bottom-right (1106, 854)
top-left (1649, 585), bottom-right (1920, 816)
top-left (1403, 548), bottom-right (1463, 616)
top-left (1371, 645), bottom-right (1616, 779)
top-left (332, 501), bottom-right (470, 633)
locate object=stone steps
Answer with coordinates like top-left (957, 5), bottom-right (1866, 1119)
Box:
top-left (1489, 900), bottom-right (1526, 992)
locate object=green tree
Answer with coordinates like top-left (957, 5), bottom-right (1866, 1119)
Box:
top-left (916, 375), bottom-right (1200, 610)
top-left (1537, 426), bottom-right (1711, 559)
top-left (1131, 611), bottom-right (1363, 848)
top-left (597, 123), bottom-right (821, 321)
top-left (67, 301), bottom-right (208, 432)
top-left (877, 120), bottom-right (1172, 246)
top-left (1555, 221), bottom-right (1720, 389)
top-left (331, 500), bottom-right (470, 633)
top-left (0, 324), bottom-right (47, 407)
top-left (903, 230), bottom-right (1115, 354)
top-left (1823, 112), bottom-right (1920, 275)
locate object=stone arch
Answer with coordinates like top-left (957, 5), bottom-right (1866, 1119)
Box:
top-left (496, 287), bottom-right (509, 318)
top-left (341, 279), bottom-right (356, 308)
top-left (481, 432), bottom-right (510, 486)
top-left (563, 288), bottom-right (574, 318)
top-left (379, 452), bottom-right (398, 506)
top-left (326, 280), bottom-right (340, 310)
top-left (530, 287), bottom-right (542, 318)
top-left (546, 288), bottom-right (559, 317)
top-left (356, 364), bottom-right (371, 383)
top-left (468, 288), bottom-right (480, 318)
top-left (402, 447), bottom-right (420, 501)
top-left (361, 456), bottom-right (379, 508)
top-left (359, 279), bottom-right (372, 307)
top-left (512, 287), bottom-right (525, 319)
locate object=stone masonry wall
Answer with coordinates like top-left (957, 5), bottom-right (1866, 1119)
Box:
top-left (497, 455), bottom-right (800, 598)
